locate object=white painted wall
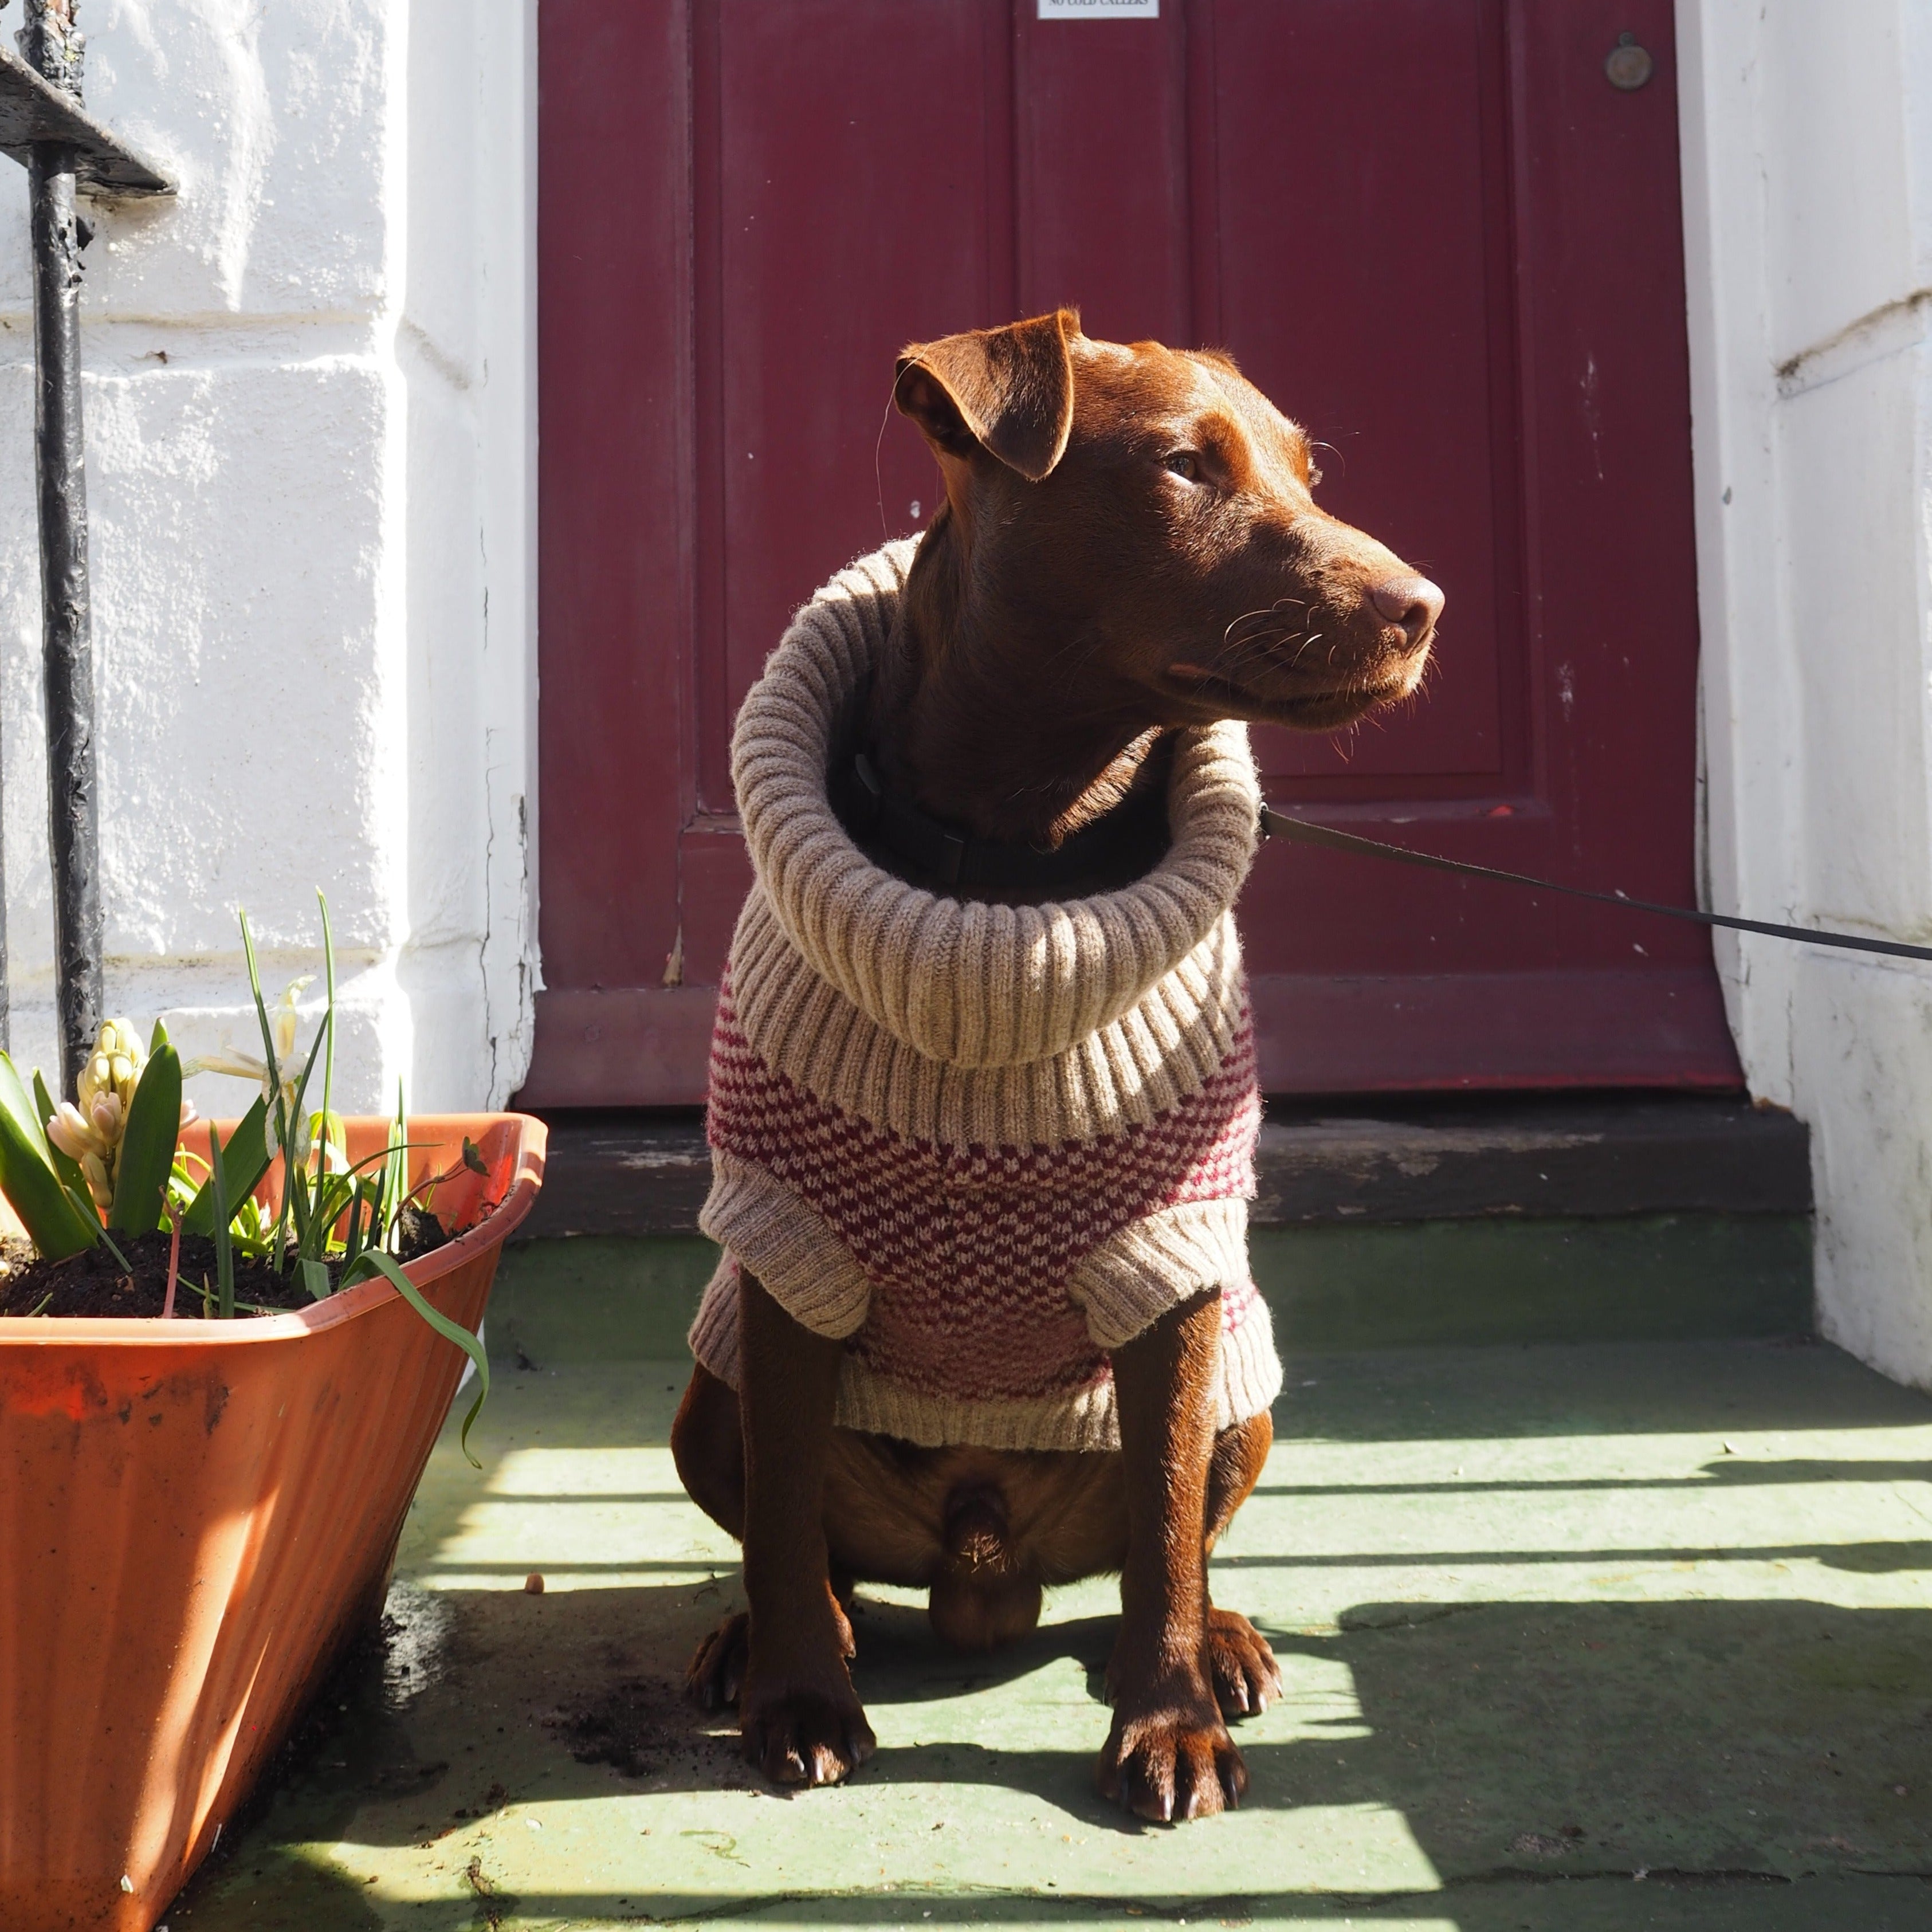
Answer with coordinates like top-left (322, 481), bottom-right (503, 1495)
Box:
top-left (1679, 0), bottom-right (1932, 1384)
top-left (0, 0), bottom-right (537, 1120)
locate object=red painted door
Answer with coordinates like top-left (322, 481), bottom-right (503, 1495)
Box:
top-left (523, 0), bottom-right (1738, 1106)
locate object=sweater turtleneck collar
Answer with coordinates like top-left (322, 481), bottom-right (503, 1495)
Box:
top-left (730, 540), bottom-right (1261, 1072)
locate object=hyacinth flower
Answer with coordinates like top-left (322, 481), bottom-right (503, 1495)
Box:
top-left (183, 977), bottom-right (344, 1171)
top-left (47, 1019), bottom-right (199, 1210)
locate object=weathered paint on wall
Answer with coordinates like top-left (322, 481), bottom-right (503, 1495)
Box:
top-left (0, 0), bottom-right (537, 1113)
top-left (1679, 0), bottom-right (1932, 1385)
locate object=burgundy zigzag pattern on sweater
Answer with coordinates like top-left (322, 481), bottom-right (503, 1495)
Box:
top-left (706, 973), bottom-right (1263, 1407)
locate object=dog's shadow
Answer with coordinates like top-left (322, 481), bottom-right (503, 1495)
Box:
top-left (838, 1596), bottom-right (1257, 1835)
top-left (846, 1594), bottom-right (1118, 1707)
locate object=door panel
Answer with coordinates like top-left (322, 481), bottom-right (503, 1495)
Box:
top-left (708, 1), bottom-right (1008, 805)
top-left (534, 2), bottom-right (691, 1007)
top-left (1215, 0), bottom-right (1514, 783)
top-left (524, 0), bottom-right (1737, 1106)
top-left (1016, 6), bottom-right (1194, 342)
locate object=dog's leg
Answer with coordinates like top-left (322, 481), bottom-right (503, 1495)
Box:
top-left (673, 1364), bottom-right (745, 1536)
top-left (1098, 1288), bottom-right (1247, 1821)
top-left (1202, 1410), bottom-right (1283, 1718)
top-left (675, 1358), bottom-right (865, 1711)
top-left (673, 1366), bottom-right (753, 1709)
top-left (732, 1267), bottom-right (876, 1787)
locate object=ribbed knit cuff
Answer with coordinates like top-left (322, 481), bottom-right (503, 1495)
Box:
top-left (729, 537), bottom-right (1259, 1078)
top-left (697, 1150), bottom-right (873, 1339)
top-left (832, 1360), bottom-right (1122, 1452)
top-left (1216, 1289), bottom-right (1283, 1430)
top-left (1066, 1199), bottom-right (1251, 1348)
top-left (687, 1254), bottom-right (743, 1385)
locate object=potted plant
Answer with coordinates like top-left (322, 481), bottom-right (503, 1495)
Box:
top-left (0, 898), bottom-right (547, 1932)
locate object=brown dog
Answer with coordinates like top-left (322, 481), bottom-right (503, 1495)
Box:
top-left (672, 309), bottom-right (1439, 1820)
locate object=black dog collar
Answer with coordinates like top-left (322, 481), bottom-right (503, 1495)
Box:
top-left (834, 750), bottom-right (1167, 893)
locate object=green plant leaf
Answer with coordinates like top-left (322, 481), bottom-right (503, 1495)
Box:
top-left (237, 906), bottom-right (297, 1276)
top-left (207, 1122), bottom-right (235, 1320)
top-left (0, 1053), bottom-right (97, 1258)
top-left (33, 1069), bottom-right (88, 1205)
top-left (343, 1182), bottom-right (367, 1270)
top-left (84, 1206), bottom-right (132, 1275)
top-left (286, 1018), bottom-right (327, 1132)
top-left (289, 1159), bottom-right (312, 1248)
top-left (109, 1044), bottom-right (182, 1234)
top-left (282, 1019), bottom-right (335, 1265)
top-left (148, 1016), bottom-right (170, 1055)
top-left (182, 1098), bottom-right (272, 1237)
top-left (383, 1082), bottom-right (406, 1253)
top-left (342, 1248), bottom-right (489, 1467)
top-left (299, 1256), bottom-right (330, 1302)
top-left (0, 1055), bottom-right (55, 1163)
top-left (238, 909), bottom-right (280, 1097)
top-left (319, 889), bottom-right (336, 1148)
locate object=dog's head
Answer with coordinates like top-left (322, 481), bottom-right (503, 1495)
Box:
top-left (894, 308), bottom-right (1439, 735)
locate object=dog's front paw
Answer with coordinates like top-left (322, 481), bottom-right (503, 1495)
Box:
top-left (1206, 1607), bottom-right (1282, 1719)
top-left (741, 1681), bottom-right (877, 1788)
top-left (1097, 1695), bottom-right (1247, 1822)
top-left (685, 1611), bottom-right (751, 1711)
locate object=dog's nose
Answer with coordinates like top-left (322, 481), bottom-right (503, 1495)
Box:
top-left (1369, 575), bottom-right (1443, 647)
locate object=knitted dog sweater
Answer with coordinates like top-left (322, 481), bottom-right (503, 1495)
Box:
top-left (689, 539), bottom-right (1282, 1452)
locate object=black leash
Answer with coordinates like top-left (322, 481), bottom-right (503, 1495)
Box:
top-left (1259, 805), bottom-right (1932, 965)
top-left (834, 748), bottom-right (1932, 965)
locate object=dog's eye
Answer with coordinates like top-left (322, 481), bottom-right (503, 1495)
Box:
top-left (1164, 452), bottom-right (1201, 481)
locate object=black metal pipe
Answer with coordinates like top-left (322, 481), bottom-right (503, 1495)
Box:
top-left (28, 136), bottom-right (101, 1096)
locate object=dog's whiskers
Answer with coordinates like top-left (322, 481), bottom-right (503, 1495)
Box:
top-left (1222, 598), bottom-right (1310, 650)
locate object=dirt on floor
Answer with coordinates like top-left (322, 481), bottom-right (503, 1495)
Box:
top-left (0, 1204), bottom-right (452, 1320)
top-left (560, 1674), bottom-right (727, 1781)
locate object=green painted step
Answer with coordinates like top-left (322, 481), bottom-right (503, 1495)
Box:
top-left (485, 1214), bottom-right (1813, 1368)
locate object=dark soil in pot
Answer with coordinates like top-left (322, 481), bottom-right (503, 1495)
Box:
top-left (0, 1205), bottom-right (454, 1319)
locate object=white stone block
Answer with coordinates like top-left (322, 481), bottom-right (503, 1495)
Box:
top-left (0, 2), bottom-right (536, 1114)
top-left (0, 0), bottom-right (394, 321)
top-left (1762, 0), bottom-right (1919, 369)
top-left (1801, 952), bottom-right (1932, 1385)
top-left (1778, 341), bottom-right (1932, 937)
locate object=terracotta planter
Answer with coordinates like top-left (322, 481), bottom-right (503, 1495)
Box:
top-left (0, 1112), bottom-right (547, 1932)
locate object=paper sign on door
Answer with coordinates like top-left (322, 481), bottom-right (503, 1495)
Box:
top-left (1038, 1), bottom-right (1160, 17)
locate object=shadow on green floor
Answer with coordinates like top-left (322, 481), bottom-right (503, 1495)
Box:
top-left (170, 1342), bottom-right (1932, 1931)
top-left (484, 1212), bottom-right (1815, 1375)
top-left (487, 1235), bottom-right (718, 1368)
top-left (1251, 1216), bottom-right (1813, 1349)
top-left (175, 1874), bottom-right (1932, 1930)
top-left (176, 1587), bottom-right (1932, 1912)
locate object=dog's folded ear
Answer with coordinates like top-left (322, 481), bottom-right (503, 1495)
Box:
top-left (894, 309), bottom-right (1078, 482)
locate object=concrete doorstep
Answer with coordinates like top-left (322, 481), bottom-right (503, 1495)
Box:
top-left (519, 1095), bottom-right (1813, 1240)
